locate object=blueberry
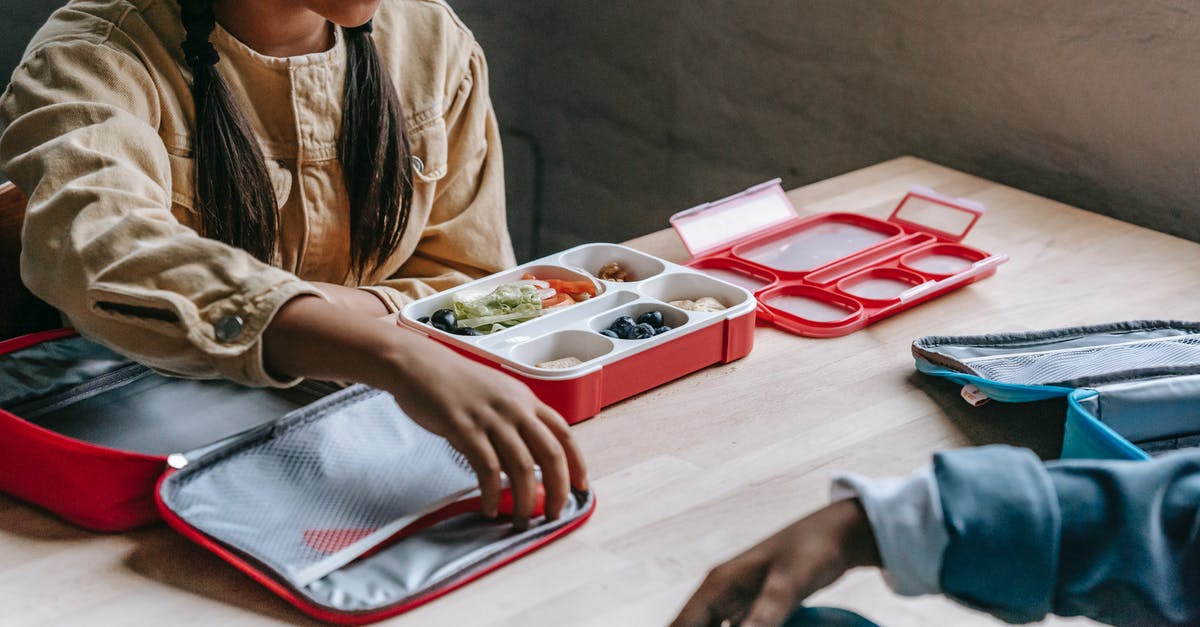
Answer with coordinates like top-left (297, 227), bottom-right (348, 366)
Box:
top-left (418, 316), bottom-right (431, 324)
top-left (637, 311), bottom-right (664, 328)
top-left (452, 326), bottom-right (483, 336)
top-left (654, 325), bottom-right (671, 335)
top-left (610, 316), bottom-right (636, 337)
top-left (631, 323), bottom-right (656, 339)
top-left (599, 329), bottom-right (619, 338)
top-left (430, 309), bottom-right (457, 331)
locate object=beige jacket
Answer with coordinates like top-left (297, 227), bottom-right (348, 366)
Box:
top-left (0, 0), bottom-right (515, 386)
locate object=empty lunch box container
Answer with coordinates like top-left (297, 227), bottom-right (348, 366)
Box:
top-left (670, 179), bottom-right (1008, 337)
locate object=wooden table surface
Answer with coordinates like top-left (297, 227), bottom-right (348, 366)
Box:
top-left (3, 156), bottom-right (1199, 626)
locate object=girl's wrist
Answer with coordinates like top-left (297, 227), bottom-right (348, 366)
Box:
top-left (361, 323), bottom-right (426, 390)
top-left (264, 295), bottom-right (418, 385)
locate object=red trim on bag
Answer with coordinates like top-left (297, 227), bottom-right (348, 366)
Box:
top-left (0, 328), bottom-right (169, 531)
top-left (0, 406), bottom-right (166, 531)
top-left (0, 327), bottom-right (77, 355)
top-left (156, 469), bottom-right (596, 625)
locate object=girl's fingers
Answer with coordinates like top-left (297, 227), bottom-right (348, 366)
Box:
top-left (453, 430), bottom-right (503, 518)
top-left (488, 422), bottom-right (538, 530)
top-left (536, 404), bottom-right (589, 491)
top-left (517, 417), bottom-right (570, 521)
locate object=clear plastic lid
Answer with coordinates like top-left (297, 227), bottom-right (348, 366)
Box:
top-left (888, 186), bottom-right (984, 242)
top-left (670, 179), bottom-right (798, 256)
top-left (735, 219), bottom-right (897, 273)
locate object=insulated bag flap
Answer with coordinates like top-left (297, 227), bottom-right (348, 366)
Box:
top-left (157, 385), bottom-right (594, 621)
top-left (1067, 374), bottom-right (1200, 460)
top-left (0, 333), bottom-right (333, 531)
top-left (912, 320), bottom-right (1200, 391)
top-left (912, 320), bottom-right (1200, 462)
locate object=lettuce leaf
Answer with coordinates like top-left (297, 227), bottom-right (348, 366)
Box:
top-left (452, 283), bottom-right (543, 332)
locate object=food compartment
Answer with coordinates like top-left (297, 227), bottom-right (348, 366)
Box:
top-left (900, 243), bottom-right (988, 279)
top-left (477, 290), bottom-right (640, 350)
top-left (639, 272), bottom-right (754, 312)
top-left (558, 243), bottom-right (666, 283)
top-left (836, 267), bottom-right (929, 305)
top-left (510, 330), bottom-right (616, 372)
top-left (589, 302), bottom-right (691, 339)
top-left (804, 233), bottom-right (936, 286)
top-left (688, 258), bottom-right (776, 293)
top-left (401, 264), bottom-right (603, 337)
top-left (732, 214), bottom-right (901, 274)
top-left (760, 285), bottom-right (864, 325)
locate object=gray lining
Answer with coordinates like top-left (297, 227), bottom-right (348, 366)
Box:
top-left (1089, 375), bottom-right (1200, 446)
top-left (160, 385), bottom-right (594, 613)
top-left (0, 336), bottom-right (326, 455)
top-left (911, 321), bottom-right (1200, 387)
top-left (306, 490), bottom-right (592, 612)
top-left (0, 335), bottom-right (132, 407)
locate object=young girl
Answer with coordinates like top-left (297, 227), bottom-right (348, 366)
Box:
top-left (0, 0), bottom-right (586, 530)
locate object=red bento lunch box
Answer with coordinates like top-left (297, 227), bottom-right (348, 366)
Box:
top-left (398, 244), bottom-right (760, 424)
top-left (670, 179), bottom-right (1009, 337)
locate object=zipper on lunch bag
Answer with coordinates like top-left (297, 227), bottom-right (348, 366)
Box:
top-left (8, 363), bottom-right (153, 419)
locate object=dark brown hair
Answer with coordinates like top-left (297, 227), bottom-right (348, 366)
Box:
top-left (178, 1), bottom-right (413, 278)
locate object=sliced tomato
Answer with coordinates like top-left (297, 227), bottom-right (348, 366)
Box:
top-left (541, 292), bottom-right (575, 308)
top-left (543, 278), bottom-right (597, 296)
top-left (523, 271), bottom-right (597, 297)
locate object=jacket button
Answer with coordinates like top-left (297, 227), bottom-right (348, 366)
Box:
top-left (215, 315), bottom-right (245, 342)
top-left (411, 155), bottom-right (425, 173)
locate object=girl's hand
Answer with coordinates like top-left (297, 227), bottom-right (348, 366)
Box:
top-left (670, 499), bottom-right (880, 627)
top-left (379, 337), bottom-right (589, 530)
top-left (263, 295), bottom-right (589, 531)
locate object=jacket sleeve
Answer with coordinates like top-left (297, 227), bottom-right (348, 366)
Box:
top-left (0, 41), bottom-right (325, 386)
top-left (360, 44), bottom-right (516, 313)
top-left (933, 445), bottom-right (1200, 626)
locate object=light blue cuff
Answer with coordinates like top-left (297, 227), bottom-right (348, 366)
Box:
top-left (831, 467), bottom-right (947, 597)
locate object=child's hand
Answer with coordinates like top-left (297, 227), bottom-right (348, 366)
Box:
top-left (263, 295), bottom-right (589, 531)
top-left (670, 499), bottom-right (879, 627)
top-left (381, 338), bottom-right (588, 530)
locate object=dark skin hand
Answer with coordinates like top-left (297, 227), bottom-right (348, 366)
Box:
top-left (671, 499), bottom-right (881, 627)
top-left (263, 295), bottom-right (588, 530)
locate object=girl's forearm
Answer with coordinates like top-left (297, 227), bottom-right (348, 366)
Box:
top-left (310, 281), bottom-right (392, 317)
top-left (262, 294), bottom-right (417, 387)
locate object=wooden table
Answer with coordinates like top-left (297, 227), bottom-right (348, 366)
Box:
top-left (3, 157), bottom-right (1198, 626)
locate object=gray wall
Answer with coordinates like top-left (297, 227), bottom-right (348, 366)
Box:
top-left (5, 2), bottom-right (1199, 259)
top-left (455, 0), bottom-right (1200, 253)
top-left (0, 2), bottom-right (47, 98)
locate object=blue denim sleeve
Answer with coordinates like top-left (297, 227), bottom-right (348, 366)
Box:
top-left (934, 445), bottom-right (1200, 626)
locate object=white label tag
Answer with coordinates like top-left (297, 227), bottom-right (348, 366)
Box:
top-left (960, 384), bottom-right (991, 407)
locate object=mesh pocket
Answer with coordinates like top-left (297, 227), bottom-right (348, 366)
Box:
top-left (964, 336), bottom-right (1200, 386)
top-left (158, 387), bottom-right (477, 588)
